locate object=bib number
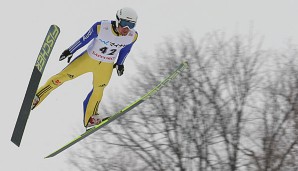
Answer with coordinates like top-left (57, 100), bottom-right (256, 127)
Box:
top-left (99, 47), bottom-right (117, 55)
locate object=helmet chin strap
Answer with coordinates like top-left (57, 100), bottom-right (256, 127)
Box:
top-left (112, 21), bottom-right (120, 36)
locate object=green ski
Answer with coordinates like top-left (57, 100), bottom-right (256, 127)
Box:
top-left (11, 25), bottom-right (60, 147)
top-left (45, 61), bottom-right (189, 158)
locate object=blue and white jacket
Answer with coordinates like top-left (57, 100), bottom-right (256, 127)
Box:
top-left (68, 20), bottom-right (138, 65)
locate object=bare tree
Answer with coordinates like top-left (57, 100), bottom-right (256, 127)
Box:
top-left (241, 46), bottom-right (298, 171)
top-left (67, 32), bottom-right (298, 171)
top-left (187, 32), bottom-right (265, 170)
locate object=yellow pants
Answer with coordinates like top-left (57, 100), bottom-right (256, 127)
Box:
top-left (34, 51), bottom-right (113, 126)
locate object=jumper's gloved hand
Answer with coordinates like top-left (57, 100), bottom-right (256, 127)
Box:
top-left (59, 49), bottom-right (73, 63)
top-left (113, 64), bottom-right (124, 76)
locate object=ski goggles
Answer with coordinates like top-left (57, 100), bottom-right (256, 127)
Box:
top-left (118, 20), bottom-right (136, 29)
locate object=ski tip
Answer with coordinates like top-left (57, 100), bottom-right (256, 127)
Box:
top-left (183, 61), bottom-right (189, 67)
top-left (44, 154), bottom-right (54, 159)
top-left (50, 24), bottom-right (60, 30)
top-left (49, 25), bottom-right (61, 35)
top-left (45, 150), bottom-right (58, 159)
top-left (11, 135), bottom-right (22, 147)
top-left (11, 140), bottom-right (21, 147)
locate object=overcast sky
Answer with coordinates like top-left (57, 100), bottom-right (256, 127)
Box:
top-left (1, 0), bottom-right (298, 170)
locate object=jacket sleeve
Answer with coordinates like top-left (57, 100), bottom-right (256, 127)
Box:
top-left (115, 31), bottom-right (138, 65)
top-left (68, 22), bottom-right (101, 54)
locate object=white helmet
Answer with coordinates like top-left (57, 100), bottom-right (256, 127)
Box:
top-left (116, 7), bottom-right (138, 29)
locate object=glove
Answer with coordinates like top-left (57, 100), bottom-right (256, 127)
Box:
top-left (59, 49), bottom-right (73, 63)
top-left (113, 64), bottom-right (124, 76)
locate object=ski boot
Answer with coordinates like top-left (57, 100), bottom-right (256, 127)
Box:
top-left (31, 95), bottom-right (40, 110)
top-left (86, 114), bottom-right (109, 130)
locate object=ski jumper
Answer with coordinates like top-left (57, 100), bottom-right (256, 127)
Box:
top-left (34, 20), bottom-right (138, 126)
